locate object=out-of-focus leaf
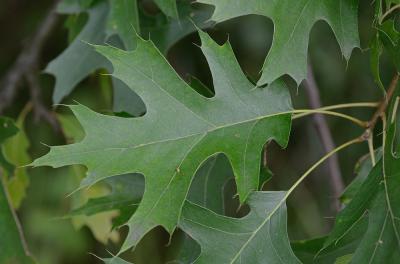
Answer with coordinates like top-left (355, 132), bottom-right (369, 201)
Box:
top-left (197, 0), bottom-right (360, 86)
top-left (70, 174), bottom-right (143, 217)
top-left (179, 191), bottom-right (300, 263)
top-left (167, 154), bottom-right (235, 263)
top-left (3, 105), bottom-right (32, 209)
top-left (33, 30), bottom-right (292, 252)
top-left (101, 256), bottom-right (133, 264)
top-left (379, 20), bottom-right (400, 71)
top-left (64, 13), bottom-right (87, 43)
top-left (106, 0), bottom-right (139, 50)
top-left (0, 181), bottom-right (36, 263)
top-left (57, 113), bottom-right (128, 244)
top-left (0, 117), bottom-right (19, 174)
top-left (369, 34), bottom-right (385, 93)
top-left (58, 0), bottom-right (94, 13)
top-left (114, 1), bottom-right (213, 115)
top-left (47, 1), bottom-right (109, 103)
top-left (340, 150), bottom-right (382, 204)
top-left (0, 117), bottom-right (35, 263)
top-left (187, 154), bottom-right (234, 214)
top-left (141, 1), bottom-right (213, 54)
top-left (154, 0), bottom-right (178, 18)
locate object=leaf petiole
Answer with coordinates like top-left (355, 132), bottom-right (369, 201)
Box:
top-left (293, 102), bottom-right (378, 120)
top-left (292, 109), bottom-right (368, 128)
top-left (380, 4), bottom-right (400, 24)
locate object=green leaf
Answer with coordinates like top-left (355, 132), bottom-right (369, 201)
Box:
top-left (350, 189), bottom-right (400, 263)
top-left (197, 0), bottom-right (360, 85)
top-left (187, 154), bottom-right (234, 214)
top-left (179, 191), bottom-right (300, 263)
top-left (378, 20), bottom-right (400, 72)
top-left (70, 174), bottom-right (143, 217)
top-left (168, 154), bottom-right (235, 263)
top-left (340, 150), bottom-right (381, 204)
top-left (0, 182), bottom-right (35, 263)
top-left (51, 0), bottom-right (207, 116)
top-left (100, 256), bottom-right (133, 264)
top-left (3, 106), bottom-right (32, 209)
top-left (154, 0), bottom-right (178, 18)
top-left (323, 89), bottom-right (400, 263)
top-left (58, 0), bottom-right (94, 13)
top-left (292, 223), bottom-right (366, 264)
top-left (33, 30), bottom-right (292, 252)
top-left (0, 118), bottom-right (35, 263)
top-left (141, 1), bottom-right (213, 54)
top-left (0, 117), bottom-right (19, 174)
top-left (114, 1), bottom-right (213, 115)
top-left (47, 1), bottom-right (109, 103)
top-left (106, 0), bottom-right (140, 50)
top-left (382, 89), bottom-right (400, 247)
top-left (369, 34), bottom-right (385, 93)
top-left (322, 161), bottom-right (382, 252)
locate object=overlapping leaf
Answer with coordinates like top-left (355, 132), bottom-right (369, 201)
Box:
top-left (48, 0), bottom-right (209, 116)
top-left (197, 0), bottom-right (360, 86)
top-left (179, 191), bottom-right (300, 263)
top-left (322, 85), bottom-right (400, 263)
top-left (33, 30), bottom-right (292, 252)
top-left (47, 1), bottom-right (110, 104)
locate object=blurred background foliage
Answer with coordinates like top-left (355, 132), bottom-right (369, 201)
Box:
top-left (0, 0), bottom-right (398, 263)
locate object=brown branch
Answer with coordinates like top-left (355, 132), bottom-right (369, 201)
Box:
top-left (366, 73), bottom-right (399, 133)
top-left (304, 63), bottom-right (344, 212)
top-left (0, 0), bottom-right (61, 130)
top-left (26, 70), bottom-right (61, 131)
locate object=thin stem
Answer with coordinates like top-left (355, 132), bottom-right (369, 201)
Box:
top-left (293, 102), bottom-right (378, 119)
top-left (380, 4), bottom-right (400, 23)
top-left (285, 138), bottom-right (362, 199)
top-left (368, 135), bottom-right (376, 166)
top-left (292, 109), bottom-right (367, 128)
top-left (391, 97), bottom-right (400, 124)
top-left (230, 137), bottom-right (361, 264)
top-left (368, 74), bottom-right (399, 130)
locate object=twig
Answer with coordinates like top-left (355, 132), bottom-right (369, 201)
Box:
top-left (304, 63), bottom-right (344, 212)
top-left (0, 0), bottom-right (61, 130)
top-left (379, 4), bottom-right (400, 24)
top-left (26, 70), bottom-right (61, 131)
top-left (360, 73), bottom-right (399, 161)
top-left (366, 73), bottom-right (399, 132)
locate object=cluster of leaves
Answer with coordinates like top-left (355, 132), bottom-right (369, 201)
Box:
top-left (1, 0), bottom-right (400, 263)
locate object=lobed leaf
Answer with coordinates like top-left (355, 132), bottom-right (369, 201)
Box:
top-left (197, 0), bottom-right (360, 86)
top-left (33, 30), bottom-right (292, 252)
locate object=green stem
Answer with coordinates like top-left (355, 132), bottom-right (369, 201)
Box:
top-left (285, 138), bottom-right (362, 199)
top-left (292, 109), bottom-right (367, 128)
top-left (368, 135), bottom-right (376, 166)
top-left (293, 102), bottom-right (378, 119)
top-left (230, 137), bottom-right (361, 263)
top-left (380, 4), bottom-right (400, 23)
